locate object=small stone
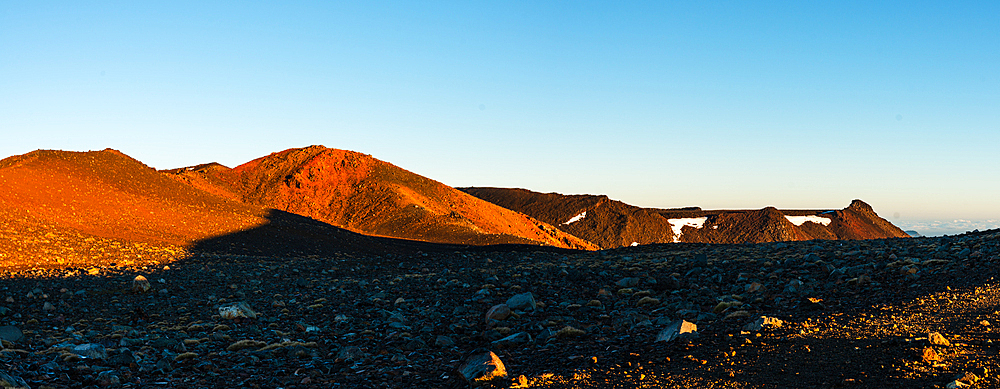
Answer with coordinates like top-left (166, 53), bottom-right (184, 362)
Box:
top-left (743, 316), bottom-right (784, 331)
top-left (218, 302), bottom-right (257, 320)
top-left (132, 275), bottom-right (151, 293)
top-left (616, 277), bottom-right (640, 288)
top-left (492, 332), bottom-right (531, 347)
top-left (156, 357), bottom-right (174, 372)
top-left (43, 302), bottom-right (55, 311)
top-left (713, 301), bottom-right (740, 314)
top-left (97, 370), bottom-right (120, 386)
top-left (72, 343), bottom-right (108, 359)
top-left (745, 282), bottom-right (762, 293)
top-left (336, 346), bottom-right (363, 361)
top-left (0, 371), bottom-right (30, 389)
top-left (636, 297), bottom-right (660, 307)
top-left (174, 352), bottom-right (198, 361)
top-left (801, 297), bottom-right (825, 310)
top-left (656, 320), bottom-right (697, 343)
top-left (506, 293), bottom-right (536, 311)
top-left (946, 380), bottom-right (970, 388)
top-left (108, 351), bottom-right (136, 366)
top-left (485, 304), bottom-right (511, 321)
top-left (227, 340), bottom-right (265, 351)
top-left (928, 332), bottom-right (951, 347)
top-left (922, 347), bottom-right (941, 362)
top-left (435, 335), bottom-right (455, 347)
top-left (0, 326), bottom-right (24, 343)
top-left (586, 300), bottom-right (602, 307)
top-left (556, 326), bottom-right (586, 338)
top-left (457, 350), bottom-right (507, 385)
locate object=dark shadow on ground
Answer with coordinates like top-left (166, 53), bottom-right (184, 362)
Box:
top-left (187, 208), bottom-right (585, 258)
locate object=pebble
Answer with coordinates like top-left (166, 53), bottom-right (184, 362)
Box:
top-left (928, 332), bottom-right (951, 347)
top-left (656, 320), bottom-right (697, 343)
top-left (922, 347), bottom-right (941, 362)
top-left (458, 350), bottom-right (507, 384)
top-left (492, 332), bottom-right (532, 348)
top-left (0, 326), bottom-right (24, 343)
top-left (0, 371), bottom-right (29, 389)
top-left (435, 335), bottom-right (456, 347)
top-left (336, 346), bottom-right (363, 361)
top-left (218, 301), bottom-right (257, 319)
top-left (132, 275), bottom-right (151, 293)
top-left (506, 293), bottom-right (536, 311)
top-left (485, 304), bottom-right (511, 321)
top-left (72, 343), bottom-right (108, 359)
top-left (743, 316), bottom-right (784, 331)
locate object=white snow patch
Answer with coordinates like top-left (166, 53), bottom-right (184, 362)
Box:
top-left (668, 217), bottom-right (708, 243)
top-left (563, 211), bottom-right (587, 225)
top-left (630, 242), bottom-right (639, 247)
top-left (784, 215), bottom-right (832, 226)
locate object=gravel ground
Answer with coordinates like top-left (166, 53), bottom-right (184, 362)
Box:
top-left (2, 230), bottom-right (999, 388)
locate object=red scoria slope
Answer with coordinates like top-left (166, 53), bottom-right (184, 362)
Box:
top-left (0, 149), bottom-right (446, 270)
top-left (165, 146), bottom-right (596, 250)
top-left (0, 149), bottom-right (266, 246)
top-left (0, 149), bottom-right (269, 269)
top-left (461, 187), bottom-right (909, 248)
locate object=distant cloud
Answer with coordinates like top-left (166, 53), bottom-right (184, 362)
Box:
top-left (895, 219), bottom-right (1000, 236)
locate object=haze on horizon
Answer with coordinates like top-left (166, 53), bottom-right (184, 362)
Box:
top-left (2, 2), bottom-right (997, 236)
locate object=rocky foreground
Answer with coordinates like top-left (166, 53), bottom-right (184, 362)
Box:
top-left (2, 230), bottom-right (999, 388)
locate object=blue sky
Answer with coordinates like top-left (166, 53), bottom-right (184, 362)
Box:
top-left (2, 2), bottom-right (998, 235)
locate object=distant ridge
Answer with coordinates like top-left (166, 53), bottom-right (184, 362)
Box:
top-left (166, 146), bottom-right (596, 250)
top-left (460, 187), bottom-right (909, 248)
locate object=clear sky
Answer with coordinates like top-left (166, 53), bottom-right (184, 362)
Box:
top-left (2, 2), bottom-right (998, 235)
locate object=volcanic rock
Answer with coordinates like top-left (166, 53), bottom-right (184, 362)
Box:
top-left (656, 320), bottom-right (697, 343)
top-left (457, 350), bottom-right (507, 385)
top-left (0, 371), bottom-right (29, 389)
top-left (219, 301), bottom-right (257, 320)
top-left (929, 332), bottom-right (951, 347)
top-left (0, 326), bottom-right (23, 343)
top-left (506, 293), bottom-right (537, 311)
top-left (132, 275), bottom-right (151, 293)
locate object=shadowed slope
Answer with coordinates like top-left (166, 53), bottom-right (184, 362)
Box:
top-left (461, 187), bottom-right (908, 248)
top-left (167, 146), bottom-right (596, 250)
top-left (459, 187), bottom-right (675, 248)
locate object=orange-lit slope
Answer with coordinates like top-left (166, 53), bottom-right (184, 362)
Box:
top-left (0, 149), bottom-right (268, 247)
top-left (178, 146), bottom-right (596, 249)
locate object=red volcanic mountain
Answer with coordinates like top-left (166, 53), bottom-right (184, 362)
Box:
top-left (3, 148), bottom-right (585, 270)
top-left (164, 146), bottom-right (596, 250)
top-left (460, 187), bottom-right (909, 248)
